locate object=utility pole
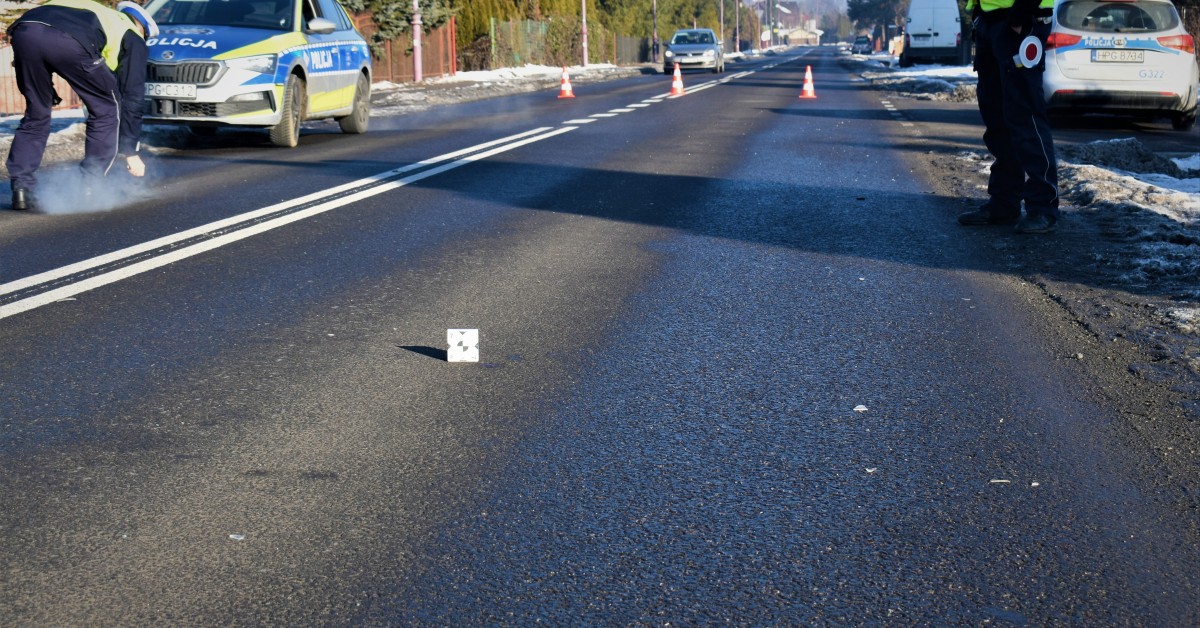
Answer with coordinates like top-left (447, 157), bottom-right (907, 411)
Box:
top-left (652, 0), bottom-right (659, 63)
top-left (411, 0), bottom-right (422, 82)
top-left (719, 0), bottom-right (724, 51)
top-left (581, 0), bottom-right (589, 66)
top-left (767, 0), bottom-right (773, 47)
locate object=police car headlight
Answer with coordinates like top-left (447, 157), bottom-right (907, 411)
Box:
top-left (225, 54), bottom-right (277, 74)
top-left (229, 92), bottom-right (269, 102)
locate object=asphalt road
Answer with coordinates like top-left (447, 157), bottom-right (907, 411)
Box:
top-left (2, 47), bottom-right (1199, 624)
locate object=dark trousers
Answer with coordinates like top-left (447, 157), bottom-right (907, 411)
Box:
top-left (974, 16), bottom-right (1059, 217)
top-left (6, 22), bottom-right (121, 190)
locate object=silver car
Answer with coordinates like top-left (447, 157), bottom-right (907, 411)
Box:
top-left (850, 35), bottom-right (873, 55)
top-left (663, 28), bottom-right (724, 74)
top-left (1044, 0), bottom-right (1199, 129)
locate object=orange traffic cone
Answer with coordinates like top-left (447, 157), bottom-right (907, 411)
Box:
top-left (670, 62), bottom-right (685, 96)
top-left (558, 67), bottom-right (575, 99)
top-left (799, 65), bottom-right (816, 99)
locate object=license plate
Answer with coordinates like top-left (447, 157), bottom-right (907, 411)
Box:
top-left (145, 83), bottom-right (198, 99)
top-left (1092, 49), bottom-right (1144, 63)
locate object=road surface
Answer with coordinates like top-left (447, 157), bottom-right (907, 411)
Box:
top-left (2, 47), bottom-right (1199, 624)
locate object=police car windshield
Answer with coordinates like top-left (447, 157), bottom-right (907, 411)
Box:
top-left (671, 31), bottom-right (713, 45)
top-left (1057, 0), bottom-right (1179, 33)
top-left (149, 0), bottom-right (295, 31)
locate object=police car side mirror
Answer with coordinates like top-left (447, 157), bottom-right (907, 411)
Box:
top-left (306, 17), bottom-right (336, 34)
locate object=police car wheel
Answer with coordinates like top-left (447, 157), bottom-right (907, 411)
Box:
top-left (338, 72), bottom-right (370, 135)
top-left (269, 75), bottom-right (306, 148)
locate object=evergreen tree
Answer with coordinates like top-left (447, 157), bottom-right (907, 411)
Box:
top-left (343, 0), bottom-right (456, 57)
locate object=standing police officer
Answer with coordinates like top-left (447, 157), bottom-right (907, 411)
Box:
top-left (6, 0), bottom-right (158, 211)
top-left (958, 0), bottom-right (1060, 233)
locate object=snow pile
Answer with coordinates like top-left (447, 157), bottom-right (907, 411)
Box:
top-left (859, 62), bottom-right (979, 101)
top-left (1060, 137), bottom-right (1189, 178)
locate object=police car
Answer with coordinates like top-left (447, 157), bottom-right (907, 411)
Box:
top-left (143, 0), bottom-right (372, 146)
top-left (1044, 0), bottom-right (1198, 130)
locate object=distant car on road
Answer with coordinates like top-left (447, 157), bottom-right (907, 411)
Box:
top-left (663, 28), bottom-right (725, 74)
top-left (850, 35), bottom-right (873, 55)
top-left (143, 0), bottom-right (373, 147)
top-left (1044, 0), bottom-right (1199, 130)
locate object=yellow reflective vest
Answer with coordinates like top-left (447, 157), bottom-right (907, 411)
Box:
top-left (967, 0), bottom-right (1054, 12)
top-left (40, 0), bottom-right (140, 71)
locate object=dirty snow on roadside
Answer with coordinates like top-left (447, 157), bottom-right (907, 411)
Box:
top-left (367, 63), bottom-right (645, 117)
top-left (848, 54), bottom-right (1200, 308)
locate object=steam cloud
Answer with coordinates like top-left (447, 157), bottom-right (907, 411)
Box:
top-left (33, 163), bottom-right (154, 215)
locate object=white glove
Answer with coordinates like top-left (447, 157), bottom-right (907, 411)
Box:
top-left (126, 154), bottom-right (146, 177)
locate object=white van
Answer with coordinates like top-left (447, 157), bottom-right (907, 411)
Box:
top-left (900, 0), bottom-right (964, 66)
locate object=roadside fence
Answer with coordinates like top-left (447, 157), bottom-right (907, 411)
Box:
top-left (352, 15), bottom-right (457, 84)
top-left (0, 43), bottom-right (83, 116)
top-left (469, 17), bottom-right (650, 72)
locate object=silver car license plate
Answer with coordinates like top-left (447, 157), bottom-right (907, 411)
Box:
top-left (145, 83), bottom-right (198, 99)
top-left (1092, 49), bottom-right (1144, 63)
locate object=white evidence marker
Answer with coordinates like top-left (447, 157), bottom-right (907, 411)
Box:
top-left (447, 329), bottom-right (480, 362)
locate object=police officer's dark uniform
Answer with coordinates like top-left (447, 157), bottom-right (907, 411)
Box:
top-left (958, 0), bottom-right (1060, 234)
top-left (6, 0), bottom-right (156, 211)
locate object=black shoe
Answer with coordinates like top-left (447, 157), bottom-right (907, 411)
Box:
top-left (1014, 213), bottom-right (1058, 234)
top-left (958, 202), bottom-right (1019, 226)
top-left (11, 187), bottom-right (34, 211)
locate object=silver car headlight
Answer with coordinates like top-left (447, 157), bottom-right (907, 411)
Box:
top-left (225, 54), bottom-right (278, 74)
top-left (703, 49), bottom-right (715, 58)
top-left (665, 50), bottom-right (675, 58)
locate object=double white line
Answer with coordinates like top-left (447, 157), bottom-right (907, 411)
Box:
top-left (0, 126), bottom-right (576, 321)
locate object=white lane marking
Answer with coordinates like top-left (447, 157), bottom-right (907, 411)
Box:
top-left (1, 127), bottom-right (556, 300)
top-left (2, 65), bottom-right (770, 319)
top-left (0, 127), bottom-right (577, 320)
top-left (590, 113), bottom-right (619, 118)
top-left (609, 108), bottom-right (636, 113)
top-left (628, 103), bottom-right (651, 108)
